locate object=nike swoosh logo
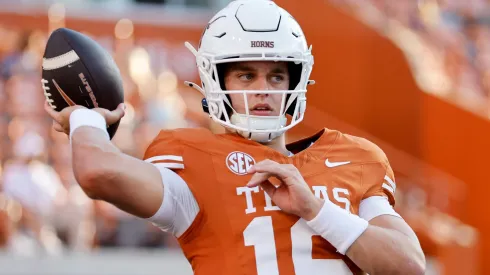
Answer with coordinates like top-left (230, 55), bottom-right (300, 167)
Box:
top-left (325, 159), bottom-right (351, 168)
top-left (52, 79), bottom-right (76, 106)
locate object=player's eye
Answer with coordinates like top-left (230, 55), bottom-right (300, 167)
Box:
top-left (238, 73), bottom-right (254, 81)
top-left (270, 74), bottom-right (285, 83)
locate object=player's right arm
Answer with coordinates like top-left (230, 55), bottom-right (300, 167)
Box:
top-left (71, 125), bottom-right (163, 218)
top-left (45, 103), bottom-right (164, 219)
top-left (46, 103), bottom-right (199, 237)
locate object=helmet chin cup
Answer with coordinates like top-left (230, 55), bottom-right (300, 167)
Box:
top-left (245, 132), bottom-right (280, 143)
top-left (230, 113), bottom-right (287, 143)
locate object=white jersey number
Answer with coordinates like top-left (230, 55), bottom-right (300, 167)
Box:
top-left (243, 216), bottom-right (352, 275)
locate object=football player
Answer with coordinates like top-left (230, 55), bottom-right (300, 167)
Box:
top-left (45, 0), bottom-right (425, 274)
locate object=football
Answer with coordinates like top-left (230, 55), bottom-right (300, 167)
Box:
top-left (41, 28), bottom-right (124, 139)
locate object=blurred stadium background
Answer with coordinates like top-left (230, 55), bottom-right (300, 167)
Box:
top-left (0, 0), bottom-right (487, 274)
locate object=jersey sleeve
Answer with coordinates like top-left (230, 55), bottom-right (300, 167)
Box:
top-left (144, 130), bottom-right (185, 170)
top-left (362, 151), bottom-right (397, 206)
top-left (358, 196), bottom-right (401, 221)
top-left (143, 130), bottom-right (199, 237)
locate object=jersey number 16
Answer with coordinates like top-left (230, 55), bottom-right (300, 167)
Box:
top-left (244, 216), bottom-right (352, 274)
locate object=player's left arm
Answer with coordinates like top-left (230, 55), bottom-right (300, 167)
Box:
top-left (341, 162), bottom-right (425, 275)
top-left (247, 159), bottom-right (425, 275)
top-left (344, 202), bottom-right (425, 275)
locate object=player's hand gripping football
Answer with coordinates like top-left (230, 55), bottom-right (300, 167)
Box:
top-left (44, 101), bottom-right (126, 135)
top-left (247, 159), bottom-right (324, 221)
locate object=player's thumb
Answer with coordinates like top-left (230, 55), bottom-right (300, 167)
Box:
top-left (104, 103), bottom-right (126, 125)
top-left (259, 180), bottom-right (277, 199)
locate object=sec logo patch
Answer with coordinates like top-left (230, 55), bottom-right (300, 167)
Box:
top-left (226, 151), bottom-right (255, 175)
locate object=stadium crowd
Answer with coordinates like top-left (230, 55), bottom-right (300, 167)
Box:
top-left (335, 0), bottom-right (490, 101)
top-left (0, 26), bottom-right (201, 254)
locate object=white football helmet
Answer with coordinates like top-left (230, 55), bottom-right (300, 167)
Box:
top-left (185, 0), bottom-right (314, 143)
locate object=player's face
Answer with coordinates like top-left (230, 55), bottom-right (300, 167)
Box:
top-left (224, 61), bottom-right (290, 116)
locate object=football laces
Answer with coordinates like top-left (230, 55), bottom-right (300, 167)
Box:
top-left (41, 78), bottom-right (56, 109)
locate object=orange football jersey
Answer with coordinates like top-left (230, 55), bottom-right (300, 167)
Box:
top-left (144, 128), bottom-right (396, 275)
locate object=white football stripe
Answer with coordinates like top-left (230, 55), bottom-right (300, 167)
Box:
top-left (152, 163), bottom-right (185, 170)
top-left (42, 50), bottom-right (80, 70)
top-left (382, 183), bottom-right (394, 195)
top-left (384, 175), bottom-right (396, 192)
top-left (144, 155), bottom-right (183, 163)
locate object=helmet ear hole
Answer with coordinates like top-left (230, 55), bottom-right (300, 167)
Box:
top-left (216, 63), bottom-right (227, 90)
top-left (285, 97), bottom-right (297, 116)
top-left (216, 63), bottom-right (234, 118)
top-left (284, 62), bottom-right (302, 116)
top-left (288, 62), bottom-right (302, 90)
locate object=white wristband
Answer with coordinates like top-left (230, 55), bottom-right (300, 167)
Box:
top-left (306, 200), bottom-right (369, 255)
top-left (69, 109), bottom-right (110, 142)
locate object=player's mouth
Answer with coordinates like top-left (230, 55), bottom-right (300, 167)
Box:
top-left (250, 104), bottom-right (273, 116)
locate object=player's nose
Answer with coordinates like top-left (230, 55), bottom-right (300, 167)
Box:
top-left (252, 76), bottom-right (270, 97)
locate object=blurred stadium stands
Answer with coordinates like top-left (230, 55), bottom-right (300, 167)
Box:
top-left (0, 0), bottom-right (488, 274)
top-left (333, 0), bottom-right (490, 115)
